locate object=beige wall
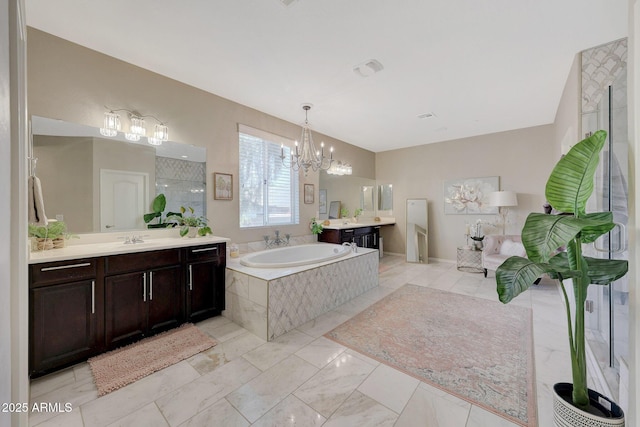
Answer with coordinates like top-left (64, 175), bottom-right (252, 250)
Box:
top-left (554, 53), bottom-right (581, 155)
top-left (375, 124), bottom-right (556, 259)
top-left (27, 28), bottom-right (375, 243)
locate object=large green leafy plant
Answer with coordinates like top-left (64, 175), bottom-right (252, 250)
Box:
top-left (143, 194), bottom-right (181, 228)
top-left (496, 130), bottom-right (628, 410)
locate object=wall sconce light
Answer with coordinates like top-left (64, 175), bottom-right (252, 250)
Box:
top-left (99, 108), bottom-right (169, 145)
top-left (99, 111), bottom-right (121, 137)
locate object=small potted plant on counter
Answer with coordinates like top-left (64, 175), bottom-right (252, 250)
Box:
top-left (168, 206), bottom-right (213, 238)
top-left (29, 221), bottom-right (74, 250)
top-left (310, 217), bottom-right (323, 239)
top-left (353, 208), bottom-right (363, 223)
top-left (495, 130), bottom-right (627, 426)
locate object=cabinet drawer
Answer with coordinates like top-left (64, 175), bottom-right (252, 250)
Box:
top-left (30, 259), bottom-right (98, 287)
top-left (186, 243), bottom-right (225, 262)
top-left (105, 249), bottom-right (181, 275)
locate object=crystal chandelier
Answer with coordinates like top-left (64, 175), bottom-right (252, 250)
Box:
top-left (281, 104), bottom-right (333, 176)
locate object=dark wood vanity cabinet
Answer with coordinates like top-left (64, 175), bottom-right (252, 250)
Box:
top-left (319, 226), bottom-right (380, 249)
top-left (29, 243), bottom-right (227, 377)
top-left (104, 249), bottom-right (183, 348)
top-left (29, 258), bottom-right (103, 377)
top-left (185, 243), bottom-right (226, 323)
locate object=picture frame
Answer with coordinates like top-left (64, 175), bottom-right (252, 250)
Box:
top-left (304, 184), bottom-right (314, 204)
top-left (443, 176), bottom-right (499, 214)
top-left (319, 189), bottom-right (327, 214)
top-left (214, 172), bottom-right (233, 200)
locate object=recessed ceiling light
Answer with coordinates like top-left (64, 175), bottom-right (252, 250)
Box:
top-left (417, 112), bottom-right (436, 119)
top-left (353, 59), bottom-right (384, 78)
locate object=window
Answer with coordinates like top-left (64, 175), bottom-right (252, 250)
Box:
top-left (238, 125), bottom-right (299, 228)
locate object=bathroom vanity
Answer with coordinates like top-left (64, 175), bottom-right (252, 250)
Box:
top-left (28, 236), bottom-right (227, 377)
top-left (318, 218), bottom-right (395, 249)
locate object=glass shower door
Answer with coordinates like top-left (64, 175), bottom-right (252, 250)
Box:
top-left (582, 66), bottom-right (629, 398)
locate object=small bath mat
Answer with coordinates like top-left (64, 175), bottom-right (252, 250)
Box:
top-left (89, 323), bottom-right (217, 396)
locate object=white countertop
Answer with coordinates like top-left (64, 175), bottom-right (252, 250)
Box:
top-left (29, 235), bottom-right (230, 264)
top-left (320, 217), bottom-right (396, 230)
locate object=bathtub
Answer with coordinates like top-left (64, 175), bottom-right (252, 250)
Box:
top-left (240, 243), bottom-right (351, 268)
top-left (226, 245), bottom-right (379, 341)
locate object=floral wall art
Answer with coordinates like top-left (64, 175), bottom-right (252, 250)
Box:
top-left (444, 176), bottom-right (499, 214)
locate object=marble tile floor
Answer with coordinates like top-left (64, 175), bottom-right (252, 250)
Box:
top-left (29, 255), bottom-right (578, 427)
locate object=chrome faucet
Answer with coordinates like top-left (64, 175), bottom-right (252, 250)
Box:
top-left (123, 235), bottom-right (147, 244)
top-left (342, 241), bottom-right (357, 253)
top-left (264, 230), bottom-right (290, 249)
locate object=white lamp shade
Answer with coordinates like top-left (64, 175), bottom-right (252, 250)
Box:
top-left (488, 191), bottom-right (518, 207)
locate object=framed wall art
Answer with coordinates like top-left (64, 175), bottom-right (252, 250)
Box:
top-left (304, 184), bottom-right (314, 204)
top-left (319, 189), bottom-right (327, 214)
top-left (443, 176), bottom-right (498, 214)
top-left (214, 172), bottom-right (233, 200)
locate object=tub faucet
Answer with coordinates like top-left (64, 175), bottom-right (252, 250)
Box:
top-left (342, 241), bottom-right (357, 253)
top-left (264, 230), bottom-right (290, 249)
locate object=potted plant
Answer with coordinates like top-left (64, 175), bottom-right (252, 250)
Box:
top-left (353, 208), bottom-right (363, 223)
top-left (28, 221), bottom-right (73, 250)
top-left (168, 206), bottom-right (212, 238)
top-left (143, 194), bottom-right (181, 228)
top-left (310, 217), bottom-right (323, 237)
top-left (340, 207), bottom-right (350, 219)
top-left (495, 130), bottom-right (627, 426)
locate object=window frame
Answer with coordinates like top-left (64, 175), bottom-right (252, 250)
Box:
top-left (238, 124), bottom-right (299, 229)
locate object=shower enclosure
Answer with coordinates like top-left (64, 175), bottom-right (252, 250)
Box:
top-left (580, 38), bottom-right (628, 404)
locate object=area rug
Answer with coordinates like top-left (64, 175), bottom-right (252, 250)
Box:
top-left (89, 323), bottom-right (217, 396)
top-left (325, 284), bottom-right (536, 426)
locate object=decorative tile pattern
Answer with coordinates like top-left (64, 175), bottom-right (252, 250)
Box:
top-left (268, 252), bottom-right (378, 340)
top-left (582, 39), bottom-right (627, 113)
top-left (224, 251), bottom-right (378, 341)
top-left (155, 156), bottom-right (206, 218)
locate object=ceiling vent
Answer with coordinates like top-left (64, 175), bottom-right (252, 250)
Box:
top-left (278, 0), bottom-right (298, 6)
top-left (353, 59), bottom-right (384, 77)
top-left (417, 112), bottom-right (436, 119)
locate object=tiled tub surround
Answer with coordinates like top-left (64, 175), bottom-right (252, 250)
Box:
top-left (225, 248), bottom-right (379, 341)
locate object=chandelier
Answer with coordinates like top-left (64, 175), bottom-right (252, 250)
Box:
top-left (281, 104), bottom-right (333, 176)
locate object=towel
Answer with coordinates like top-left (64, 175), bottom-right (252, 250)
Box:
top-left (28, 175), bottom-right (48, 226)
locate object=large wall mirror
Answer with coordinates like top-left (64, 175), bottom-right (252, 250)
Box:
top-left (31, 116), bottom-right (207, 234)
top-left (406, 198), bottom-right (428, 263)
top-left (319, 171), bottom-right (376, 220)
top-left (378, 184), bottom-right (393, 211)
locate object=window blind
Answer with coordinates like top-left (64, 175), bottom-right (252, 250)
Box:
top-left (239, 129), bottom-right (299, 228)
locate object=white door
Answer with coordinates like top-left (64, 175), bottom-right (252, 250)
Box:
top-left (100, 169), bottom-right (149, 232)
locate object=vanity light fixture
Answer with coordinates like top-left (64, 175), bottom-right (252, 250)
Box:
top-left (125, 114), bottom-right (146, 141)
top-left (281, 104), bottom-right (334, 176)
top-left (99, 108), bottom-right (169, 146)
top-left (99, 111), bottom-right (121, 137)
top-left (326, 161), bottom-right (352, 176)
